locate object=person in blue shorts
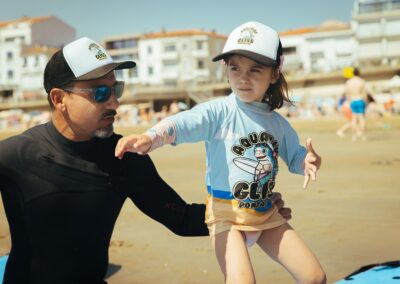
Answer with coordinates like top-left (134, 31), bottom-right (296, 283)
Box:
top-left (345, 68), bottom-right (368, 141)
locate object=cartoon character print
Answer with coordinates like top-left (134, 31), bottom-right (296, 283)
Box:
top-left (88, 43), bottom-right (107, 60)
top-left (238, 26), bottom-right (258, 45)
top-left (231, 131), bottom-right (279, 212)
top-left (253, 143), bottom-right (277, 198)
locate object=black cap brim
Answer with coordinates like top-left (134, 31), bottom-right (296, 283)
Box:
top-left (212, 50), bottom-right (278, 67)
top-left (77, 61), bottom-right (136, 80)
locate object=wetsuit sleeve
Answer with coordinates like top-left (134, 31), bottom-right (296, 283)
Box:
top-left (125, 154), bottom-right (208, 236)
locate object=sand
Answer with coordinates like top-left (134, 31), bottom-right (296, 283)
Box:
top-left (1, 116), bottom-right (400, 283)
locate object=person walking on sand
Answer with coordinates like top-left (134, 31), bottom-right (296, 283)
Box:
top-left (336, 94), bottom-right (352, 138)
top-left (116, 22), bottom-right (326, 284)
top-left (345, 68), bottom-right (368, 141)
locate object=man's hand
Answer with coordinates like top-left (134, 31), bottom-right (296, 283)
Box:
top-left (271, 192), bottom-right (292, 221)
top-left (303, 138), bottom-right (322, 189)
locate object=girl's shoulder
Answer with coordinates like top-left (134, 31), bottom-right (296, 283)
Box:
top-left (193, 94), bottom-right (235, 113)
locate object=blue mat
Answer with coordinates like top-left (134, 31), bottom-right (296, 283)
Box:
top-left (0, 255), bottom-right (8, 283)
top-left (335, 261), bottom-right (400, 284)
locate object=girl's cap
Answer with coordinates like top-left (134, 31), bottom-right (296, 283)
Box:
top-left (212, 21), bottom-right (281, 67)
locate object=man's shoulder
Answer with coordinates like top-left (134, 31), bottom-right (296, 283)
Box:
top-left (3, 123), bottom-right (47, 144)
top-left (0, 127), bottom-right (38, 148)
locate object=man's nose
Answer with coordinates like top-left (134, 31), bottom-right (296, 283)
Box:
top-left (106, 92), bottom-right (120, 109)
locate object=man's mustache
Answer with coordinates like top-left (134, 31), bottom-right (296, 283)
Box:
top-left (101, 110), bottom-right (117, 119)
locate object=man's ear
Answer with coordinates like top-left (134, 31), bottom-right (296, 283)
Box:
top-left (50, 88), bottom-right (67, 111)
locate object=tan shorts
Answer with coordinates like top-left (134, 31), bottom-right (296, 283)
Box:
top-left (205, 195), bottom-right (287, 237)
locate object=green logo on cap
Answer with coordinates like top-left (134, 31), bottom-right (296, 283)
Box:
top-left (88, 43), bottom-right (107, 60)
top-left (237, 27), bottom-right (257, 45)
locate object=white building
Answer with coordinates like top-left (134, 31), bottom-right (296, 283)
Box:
top-left (103, 34), bottom-right (141, 86)
top-left (280, 21), bottom-right (355, 75)
top-left (18, 46), bottom-right (59, 101)
top-left (352, 0), bottom-right (400, 67)
top-left (0, 16), bottom-right (75, 101)
top-left (137, 30), bottom-right (226, 87)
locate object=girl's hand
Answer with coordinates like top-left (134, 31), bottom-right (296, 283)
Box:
top-left (303, 138), bottom-right (321, 189)
top-left (115, 134), bottom-right (152, 159)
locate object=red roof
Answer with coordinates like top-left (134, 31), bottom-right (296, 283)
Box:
top-left (0, 16), bottom-right (53, 28)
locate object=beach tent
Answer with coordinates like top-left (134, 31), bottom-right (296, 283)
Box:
top-left (335, 260), bottom-right (400, 284)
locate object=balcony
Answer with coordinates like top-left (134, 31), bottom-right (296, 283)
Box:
top-left (192, 49), bottom-right (209, 57)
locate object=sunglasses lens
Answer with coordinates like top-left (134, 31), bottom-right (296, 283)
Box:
top-left (94, 86), bottom-right (111, 103)
top-left (114, 82), bottom-right (124, 99)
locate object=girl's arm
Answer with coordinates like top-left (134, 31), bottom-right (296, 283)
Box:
top-left (115, 118), bottom-right (176, 158)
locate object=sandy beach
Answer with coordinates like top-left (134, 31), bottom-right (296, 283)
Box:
top-left (1, 116), bottom-right (400, 283)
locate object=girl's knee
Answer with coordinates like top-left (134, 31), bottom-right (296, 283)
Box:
top-left (225, 273), bottom-right (256, 284)
top-left (301, 267), bottom-right (326, 284)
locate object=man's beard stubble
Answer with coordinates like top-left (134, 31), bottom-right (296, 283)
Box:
top-left (94, 125), bottom-right (114, 138)
top-left (95, 109), bottom-right (117, 138)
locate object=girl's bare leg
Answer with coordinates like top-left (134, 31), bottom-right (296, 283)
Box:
top-left (212, 230), bottom-right (256, 284)
top-left (257, 223), bottom-right (326, 284)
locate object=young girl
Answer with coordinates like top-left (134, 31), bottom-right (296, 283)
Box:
top-left (115, 21), bottom-right (326, 284)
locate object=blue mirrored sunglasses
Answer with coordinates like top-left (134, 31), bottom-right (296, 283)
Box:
top-left (63, 81), bottom-right (125, 103)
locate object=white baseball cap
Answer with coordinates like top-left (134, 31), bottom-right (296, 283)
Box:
top-left (213, 21), bottom-right (282, 67)
top-left (44, 37), bottom-right (136, 92)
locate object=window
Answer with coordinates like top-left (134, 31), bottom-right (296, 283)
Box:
top-left (115, 69), bottom-right (123, 79)
top-left (129, 68), bottom-right (138, 78)
top-left (106, 39), bottom-right (138, 49)
top-left (197, 60), bottom-right (204, 69)
top-left (163, 79), bottom-right (177, 86)
top-left (163, 60), bottom-right (178, 67)
top-left (164, 44), bottom-right (176, 52)
top-left (196, 41), bottom-right (204, 50)
top-left (7, 70), bottom-right (14, 80)
top-left (310, 51), bottom-right (324, 60)
top-left (7, 52), bottom-right (13, 61)
top-left (283, 47), bottom-right (297, 55)
top-left (148, 66), bottom-right (153, 75)
top-left (113, 55), bottom-right (134, 61)
top-left (148, 46), bottom-right (152, 54)
top-left (5, 36), bottom-right (24, 43)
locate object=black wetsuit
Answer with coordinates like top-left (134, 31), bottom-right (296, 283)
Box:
top-left (0, 122), bottom-right (208, 284)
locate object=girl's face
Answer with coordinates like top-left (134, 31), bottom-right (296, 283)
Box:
top-left (227, 55), bottom-right (278, 103)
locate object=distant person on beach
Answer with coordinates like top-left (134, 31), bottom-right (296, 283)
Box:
top-left (336, 94), bottom-right (352, 138)
top-left (0, 37), bottom-right (291, 284)
top-left (116, 22), bottom-right (326, 284)
top-left (345, 67), bottom-right (368, 141)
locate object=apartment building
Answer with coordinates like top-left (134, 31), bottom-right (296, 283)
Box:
top-left (103, 34), bottom-right (141, 85)
top-left (352, 0), bottom-right (400, 67)
top-left (18, 46), bottom-right (59, 101)
top-left (138, 29), bottom-right (226, 87)
top-left (280, 21), bottom-right (354, 75)
top-left (1, 1), bottom-right (399, 105)
top-left (0, 16), bottom-right (75, 101)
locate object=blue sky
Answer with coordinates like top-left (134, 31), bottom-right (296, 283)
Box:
top-left (1, 0), bottom-right (355, 41)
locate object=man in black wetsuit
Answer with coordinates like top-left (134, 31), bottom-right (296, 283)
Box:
top-left (0, 37), bottom-right (291, 284)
